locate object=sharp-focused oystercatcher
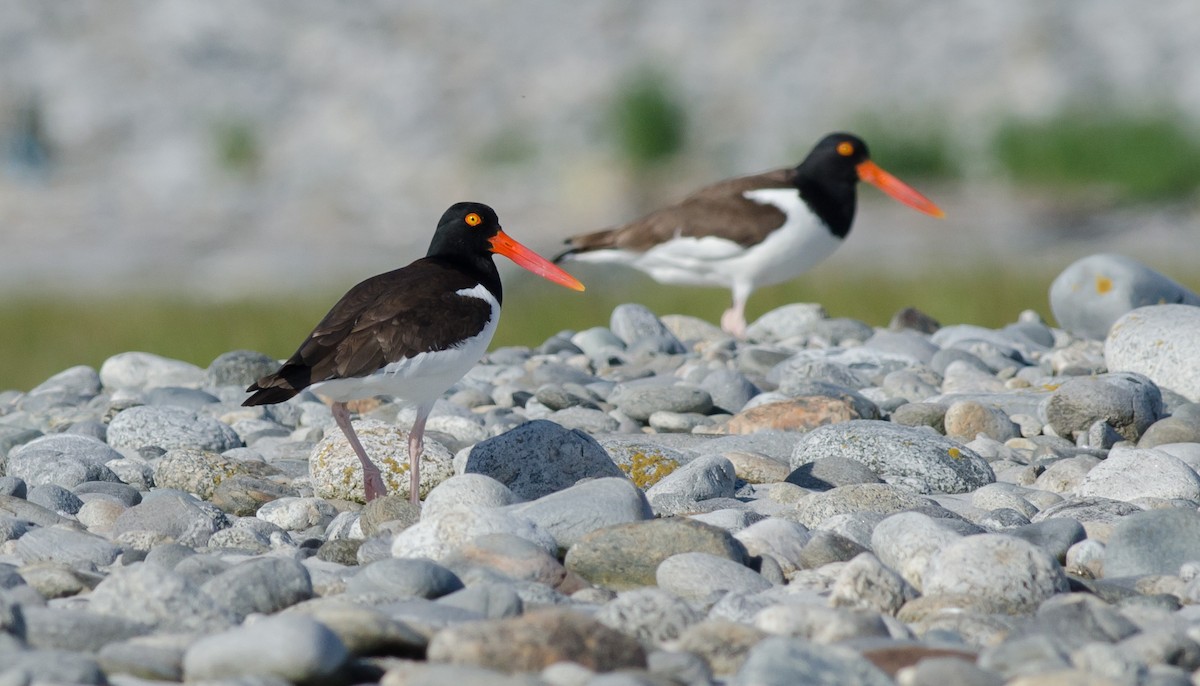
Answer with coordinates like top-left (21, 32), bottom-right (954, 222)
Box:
top-left (243, 202), bottom-right (585, 504)
top-left (554, 132), bottom-right (944, 337)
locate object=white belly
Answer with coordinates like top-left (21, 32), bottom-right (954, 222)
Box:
top-left (311, 285), bottom-right (499, 405)
top-left (573, 188), bottom-right (843, 291)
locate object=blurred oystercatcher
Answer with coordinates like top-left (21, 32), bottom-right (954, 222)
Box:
top-left (555, 132), bottom-right (944, 337)
top-left (244, 202), bottom-right (585, 504)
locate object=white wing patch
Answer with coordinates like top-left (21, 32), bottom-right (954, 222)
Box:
top-left (567, 188), bottom-right (844, 291)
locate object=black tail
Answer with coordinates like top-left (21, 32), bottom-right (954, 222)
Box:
top-left (551, 244), bottom-right (580, 265)
top-left (242, 364), bottom-right (311, 406)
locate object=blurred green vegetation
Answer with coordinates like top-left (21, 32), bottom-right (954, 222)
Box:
top-left (993, 110), bottom-right (1200, 202)
top-left (213, 119), bottom-right (261, 175)
top-left (608, 69), bottom-right (688, 169)
top-left (2, 266), bottom-right (1074, 393)
top-left (849, 117), bottom-right (960, 179)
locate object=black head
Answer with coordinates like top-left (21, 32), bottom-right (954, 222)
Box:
top-left (797, 132), bottom-right (871, 184)
top-left (427, 202), bottom-right (503, 259)
top-left (792, 132), bottom-right (942, 238)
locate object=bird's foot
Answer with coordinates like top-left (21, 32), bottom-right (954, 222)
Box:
top-left (363, 465), bottom-right (388, 502)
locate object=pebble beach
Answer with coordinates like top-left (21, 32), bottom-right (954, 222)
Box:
top-left (4, 252), bottom-right (1200, 685)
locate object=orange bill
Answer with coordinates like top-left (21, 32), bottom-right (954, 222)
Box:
top-left (856, 160), bottom-right (945, 218)
top-left (490, 230), bottom-right (586, 291)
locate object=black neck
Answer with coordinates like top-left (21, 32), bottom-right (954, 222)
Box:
top-left (794, 166), bottom-right (858, 239)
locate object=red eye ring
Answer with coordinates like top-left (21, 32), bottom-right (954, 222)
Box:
top-left (465, 212), bottom-right (482, 226)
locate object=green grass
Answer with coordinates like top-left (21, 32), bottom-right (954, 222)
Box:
top-left (993, 110), bottom-right (1200, 202)
top-left (849, 116), bottom-right (959, 180)
top-left (1, 266), bottom-right (1071, 393)
top-left (608, 69), bottom-right (688, 169)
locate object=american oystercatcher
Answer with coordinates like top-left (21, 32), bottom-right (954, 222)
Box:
top-left (554, 132), bottom-right (944, 337)
top-left (243, 202), bottom-right (585, 504)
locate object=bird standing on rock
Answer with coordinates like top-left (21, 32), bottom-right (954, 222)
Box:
top-left (554, 132), bottom-right (944, 337)
top-left (243, 202), bottom-right (585, 504)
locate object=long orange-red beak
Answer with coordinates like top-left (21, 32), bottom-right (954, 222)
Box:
top-left (856, 160), bottom-right (945, 218)
top-left (490, 230), bottom-right (586, 291)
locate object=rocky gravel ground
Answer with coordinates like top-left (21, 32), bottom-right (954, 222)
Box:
top-left (4, 253), bottom-right (1200, 685)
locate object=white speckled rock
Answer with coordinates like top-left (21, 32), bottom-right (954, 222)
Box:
top-left (1074, 444), bottom-right (1200, 502)
top-left (183, 613), bottom-right (348, 682)
top-left (421, 474), bottom-right (520, 521)
top-left (870, 512), bottom-right (963, 590)
top-left (656, 552), bottom-right (773, 605)
top-left (791, 420), bottom-right (994, 494)
top-left (391, 504), bottom-right (557, 562)
top-left (309, 418), bottom-right (454, 504)
top-left (1050, 254), bottom-right (1200, 341)
top-left (922, 534), bottom-right (1070, 613)
top-left (1105, 304), bottom-right (1200, 402)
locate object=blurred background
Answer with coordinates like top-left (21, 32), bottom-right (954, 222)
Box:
top-left (2, 1), bottom-right (1199, 391)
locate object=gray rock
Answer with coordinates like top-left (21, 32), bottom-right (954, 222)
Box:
top-left (829, 552), bottom-right (915, 615)
top-left (794, 483), bottom-right (941, 530)
top-left (1006, 518), bottom-right (1087, 563)
top-left (0, 649), bottom-right (107, 685)
top-left (107, 404), bottom-right (242, 452)
top-left (27, 483), bottom-right (84, 515)
top-left (504, 477), bottom-right (652, 550)
top-left (391, 505), bottom-right (556, 562)
top-left (745, 303), bottom-right (827, 342)
top-left (21, 606), bottom-right (150, 652)
top-left (1105, 508), bottom-right (1200, 577)
top-left (1140, 416), bottom-right (1200, 448)
top-left (257, 496), bottom-right (339, 531)
top-left (731, 636), bottom-right (893, 686)
top-left (977, 633), bottom-right (1072, 679)
top-left (111, 490), bottom-right (229, 548)
top-left (141, 385), bottom-right (220, 408)
top-left (89, 562), bottom-right (236, 632)
top-left (1041, 372), bottom-right (1164, 441)
top-left (645, 454), bottom-right (736, 514)
top-left (612, 382), bottom-right (713, 422)
top-left (182, 613), bottom-right (349, 682)
top-left (902, 657), bottom-right (1004, 686)
top-left (437, 583), bottom-right (524, 621)
top-left (0, 493), bottom-right (77, 528)
top-left (548, 406), bottom-right (620, 433)
top-left (463, 420), bottom-right (624, 500)
top-left (5, 433), bottom-right (122, 487)
top-left (422, 474), bottom-right (520, 521)
top-left (345, 557), bottom-right (463, 598)
top-left (200, 557), bottom-right (315, 622)
top-left (1075, 444), bottom-right (1200, 501)
top-left (96, 634), bottom-right (191, 682)
top-left (425, 606), bottom-right (646, 673)
top-left (923, 534), bottom-right (1070, 613)
top-left (797, 530), bottom-right (870, 569)
top-left (752, 604), bottom-right (891, 643)
top-left (699, 368), bottom-right (759, 414)
top-left (1050, 254), bottom-right (1200, 340)
top-left (734, 518), bottom-right (811, 577)
top-left (1031, 496), bottom-right (1142, 542)
top-left (100, 351), bottom-right (207, 390)
top-left (871, 511), bottom-right (965, 590)
top-left (13, 526), bottom-right (120, 569)
top-left (565, 518), bottom-right (746, 590)
top-left (785, 456), bottom-right (882, 491)
top-left (656, 552), bottom-right (772, 604)
top-left (73, 480), bottom-right (142, 506)
top-left (790, 420), bottom-right (994, 494)
top-left (1106, 304), bottom-right (1200, 403)
top-left (595, 587), bottom-right (705, 647)
top-left (208, 349), bottom-right (280, 388)
top-left (610, 303), bottom-right (686, 354)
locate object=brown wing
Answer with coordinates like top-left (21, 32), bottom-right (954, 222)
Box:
top-left (244, 259), bottom-right (493, 404)
top-left (559, 168), bottom-right (796, 256)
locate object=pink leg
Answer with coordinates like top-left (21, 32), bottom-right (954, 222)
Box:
top-left (331, 401), bottom-right (387, 501)
top-left (407, 403), bottom-right (432, 506)
top-left (720, 284), bottom-right (751, 338)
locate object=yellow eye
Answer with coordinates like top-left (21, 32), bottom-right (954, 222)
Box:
top-left (465, 212), bottom-right (482, 227)
top-left (836, 141), bottom-right (854, 157)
